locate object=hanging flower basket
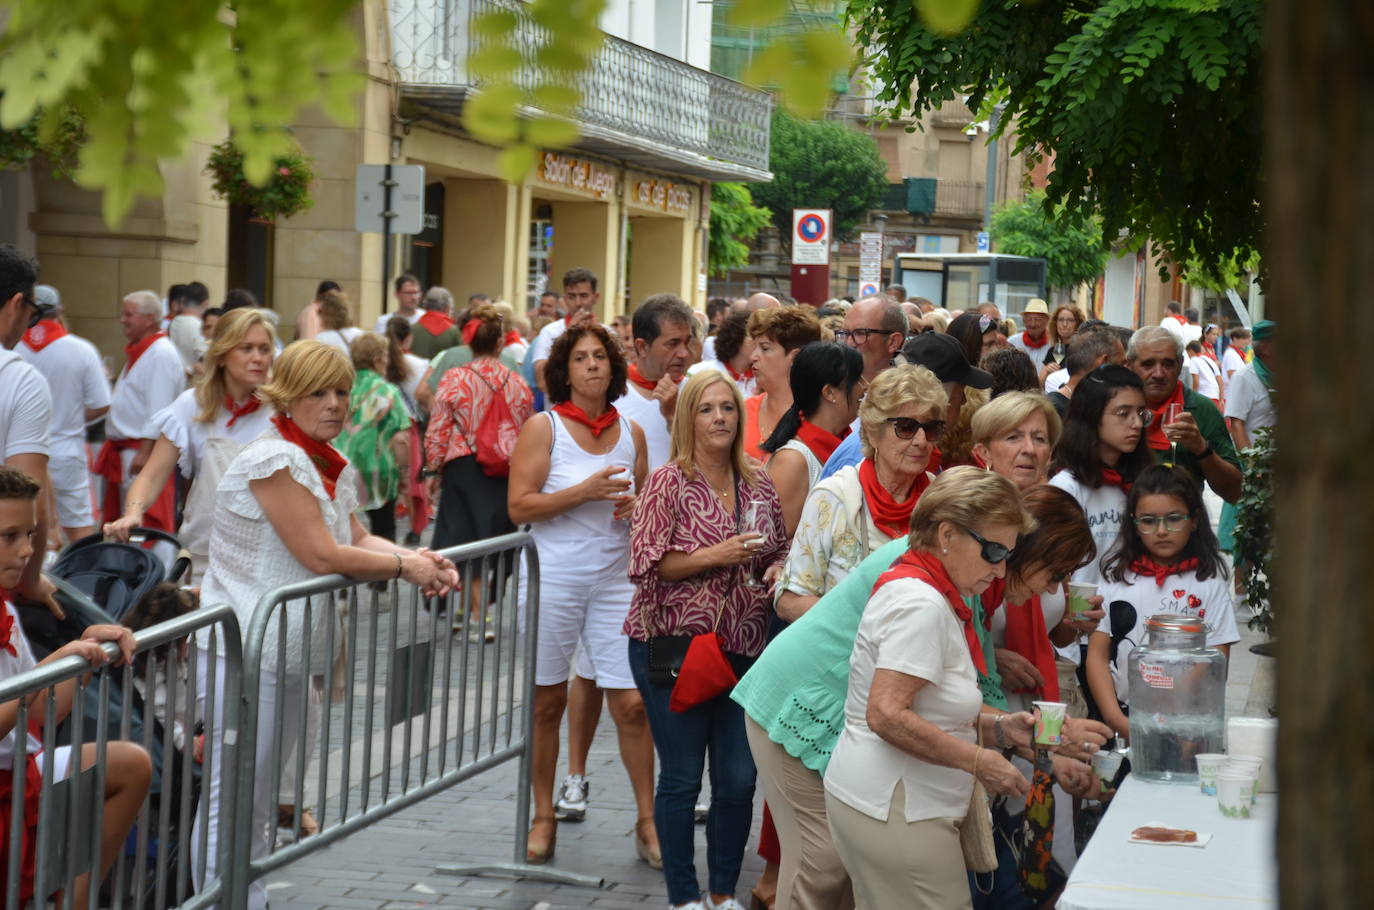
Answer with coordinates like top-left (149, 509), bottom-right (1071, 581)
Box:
top-left (205, 139), bottom-right (315, 221)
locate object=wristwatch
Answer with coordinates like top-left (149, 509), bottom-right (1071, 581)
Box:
top-left (1195, 443), bottom-right (1214, 460)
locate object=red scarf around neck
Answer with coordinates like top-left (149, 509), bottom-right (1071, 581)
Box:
top-left (1130, 555), bottom-right (1200, 587)
top-left (224, 394), bottom-right (262, 428)
top-left (272, 415), bottom-right (347, 499)
top-left (1146, 382), bottom-right (1186, 451)
top-left (858, 457), bottom-right (930, 540)
top-left (1021, 331), bottom-right (1048, 350)
top-left (1100, 467), bottom-right (1131, 491)
top-left (124, 331), bottom-right (167, 373)
top-left (21, 319), bottom-right (67, 353)
top-left (794, 419), bottom-right (847, 464)
top-left (626, 363), bottom-right (661, 392)
top-left (418, 310), bottom-right (454, 337)
top-left (1002, 594), bottom-right (1059, 700)
top-left (724, 360), bottom-right (754, 383)
top-left (504, 330), bottom-right (523, 348)
top-left (553, 402), bottom-right (620, 437)
top-left (0, 600), bottom-right (17, 657)
top-left (873, 549), bottom-right (989, 676)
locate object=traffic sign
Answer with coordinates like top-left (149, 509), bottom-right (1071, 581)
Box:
top-left (792, 209), bottom-right (831, 265)
top-left (859, 282), bottom-right (879, 297)
top-left (976, 230), bottom-right (990, 253)
top-left (356, 164), bottom-right (426, 234)
top-left (858, 230), bottom-right (884, 298)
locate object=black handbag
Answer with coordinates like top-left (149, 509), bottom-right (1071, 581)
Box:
top-left (646, 635), bottom-right (692, 687)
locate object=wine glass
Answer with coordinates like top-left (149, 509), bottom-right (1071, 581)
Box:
top-left (740, 499), bottom-right (769, 590)
top-left (1164, 403), bottom-right (1183, 465)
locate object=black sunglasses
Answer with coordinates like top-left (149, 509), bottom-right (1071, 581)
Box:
top-left (963, 526), bottom-right (1014, 564)
top-left (23, 294), bottom-right (41, 329)
top-left (886, 416), bottom-right (946, 441)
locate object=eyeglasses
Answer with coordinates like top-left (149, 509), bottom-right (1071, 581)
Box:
top-left (886, 416), bottom-right (946, 441)
top-left (23, 294), bottom-right (40, 329)
top-left (963, 526), bottom-right (1015, 564)
top-left (1133, 511), bottom-right (1192, 533)
top-left (1108, 406), bottom-right (1154, 427)
top-left (835, 327), bottom-right (892, 345)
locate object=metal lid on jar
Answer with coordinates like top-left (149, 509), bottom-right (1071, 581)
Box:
top-left (1144, 613), bottom-right (1205, 635)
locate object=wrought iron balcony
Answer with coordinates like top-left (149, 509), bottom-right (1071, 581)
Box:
top-left (390, 0), bottom-right (773, 182)
top-left (934, 179), bottom-right (986, 219)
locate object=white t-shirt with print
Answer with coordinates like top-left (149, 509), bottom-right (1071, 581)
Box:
top-left (1095, 569), bottom-right (1239, 704)
top-left (1049, 470), bottom-right (1128, 587)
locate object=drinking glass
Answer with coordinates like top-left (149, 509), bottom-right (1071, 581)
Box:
top-left (740, 499), bottom-right (770, 590)
top-left (1164, 402), bottom-right (1183, 465)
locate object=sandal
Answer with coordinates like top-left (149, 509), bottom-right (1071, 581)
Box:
top-left (634, 816), bottom-right (663, 869)
top-left (527, 815), bottom-right (557, 865)
top-left (277, 804), bottom-right (320, 837)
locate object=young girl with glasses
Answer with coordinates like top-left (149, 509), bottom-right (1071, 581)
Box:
top-left (1082, 465), bottom-right (1239, 740)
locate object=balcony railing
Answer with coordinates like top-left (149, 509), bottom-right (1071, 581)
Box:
top-left (929, 100), bottom-right (975, 130)
top-left (389, 0), bottom-right (772, 179)
top-left (934, 179), bottom-right (985, 218)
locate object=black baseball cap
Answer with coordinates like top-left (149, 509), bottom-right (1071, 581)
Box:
top-left (896, 332), bottom-right (992, 389)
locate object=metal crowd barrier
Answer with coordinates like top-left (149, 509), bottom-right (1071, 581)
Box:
top-left (0, 605), bottom-right (243, 910)
top-left (224, 531), bottom-right (601, 908)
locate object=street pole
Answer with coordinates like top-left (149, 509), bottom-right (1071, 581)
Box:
top-left (982, 103), bottom-right (1003, 246)
top-left (381, 162), bottom-right (395, 315)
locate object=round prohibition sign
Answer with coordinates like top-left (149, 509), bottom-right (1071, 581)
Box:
top-left (797, 214), bottom-right (826, 242)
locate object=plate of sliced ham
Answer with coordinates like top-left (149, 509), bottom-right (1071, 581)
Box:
top-left (1128, 823), bottom-right (1212, 848)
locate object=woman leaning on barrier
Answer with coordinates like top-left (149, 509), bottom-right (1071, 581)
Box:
top-left (506, 323), bottom-right (658, 868)
top-left (191, 341), bottom-right (458, 910)
top-left (0, 465), bottom-right (148, 909)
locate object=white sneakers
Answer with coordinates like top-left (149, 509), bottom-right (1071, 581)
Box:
top-left (704, 897), bottom-right (745, 910)
top-left (555, 773), bottom-right (589, 821)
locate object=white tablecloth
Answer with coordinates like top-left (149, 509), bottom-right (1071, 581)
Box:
top-left (1058, 776), bottom-right (1277, 909)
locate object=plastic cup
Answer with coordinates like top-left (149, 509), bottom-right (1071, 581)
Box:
top-left (1195, 753), bottom-right (1228, 796)
top-left (1067, 582), bottom-right (1097, 621)
top-left (1091, 750), bottom-right (1124, 793)
top-left (1226, 757), bottom-right (1262, 805)
top-left (1032, 700), bottom-right (1068, 746)
top-left (1217, 771), bottom-right (1252, 818)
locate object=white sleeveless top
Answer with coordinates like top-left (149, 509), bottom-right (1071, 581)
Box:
top-left (529, 412), bottom-right (637, 584)
top-left (776, 438), bottom-right (823, 490)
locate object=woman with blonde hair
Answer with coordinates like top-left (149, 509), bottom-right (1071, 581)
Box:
top-left (104, 307), bottom-right (277, 577)
top-left (626, 370), bottom-right (788, 910)
top-left (192, 341), bottom-right (458, 910)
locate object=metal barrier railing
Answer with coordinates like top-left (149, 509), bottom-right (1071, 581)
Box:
top-left (225, 531), bottom-right (601, 908)
top-left (0, 605), bottom-right (242, 910)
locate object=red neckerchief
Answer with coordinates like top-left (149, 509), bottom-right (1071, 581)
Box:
top-left (1201, 345), bottom-right (1219, 363)
top-left (1147, 382), bottom-right (1186, 450)
top-left (504, 330), bottom-right (523, 348)
top-left (858, 457), bottom-right (929, 539)
top-left (1021, 331), bottom-right (1048, 350)
top-left (873, 549), bottom-right (989, 676)
top-left (1100, 467), bottom-right (1131, 491)
top-left (552, 402), bottom-right (620, 437)
top-left (418, 310), bottom-right (454, 337)
top-left (794, 419), bottom-right (846, 464)
top-left (0, 599), bottom-right (17, 657)
top-left (1166, 314), bottom-right (1187, 325)
top-left (21, 319), bottom-right (67, 352)
top-left (1130, 556), bottom-right (1200, 587)
top-left (929, 446), bottom-right (943, 474)
top-left (124, 331), bottom-right (167, 372)
top-left (1002, 593), bottom-right (1059, 700)
top-left (724, 361), bottom-right (754, 383)
top-left (272, 415), bottom-right (347, 499)
top-left (461, 319), bottom-right (479, 345)
top-left (626, 363), bottom-right (659, 392)
top-left (224, 394), bottom-right (262, 428)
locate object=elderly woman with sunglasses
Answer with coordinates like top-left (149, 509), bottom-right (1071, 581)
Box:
top-left (774, 365), bottom-right (946, 624)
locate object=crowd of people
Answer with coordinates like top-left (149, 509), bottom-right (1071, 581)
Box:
top-left (0, 239), bottom-right (1278, 910)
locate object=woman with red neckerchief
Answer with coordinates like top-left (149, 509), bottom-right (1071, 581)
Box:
top-left (741, 308), bottom-right (823, 462)
top-left (774, 364), bottom-right (948, 624)
top-left (104, 308), bottom-right (277, 580)
top-left (191, 341), bottom-right (458, 910)
top-left (761, 342), bottom-right (864, 539)
top-left (1048, 365), bottom-right (1154, 588)
top-left (506, 323), bottom-right (659, 868)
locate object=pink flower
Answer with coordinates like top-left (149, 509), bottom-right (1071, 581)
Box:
top-left (278, 167), bottom-right (291, 176)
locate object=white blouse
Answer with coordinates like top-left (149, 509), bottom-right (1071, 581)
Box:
top-left (150, 389), bottom-right (275, 479)
top-left (198, 432), bottom-right (359, 674)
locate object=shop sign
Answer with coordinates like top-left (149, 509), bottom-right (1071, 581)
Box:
top-left (539, 152), bottom-right (617, 200)
top-left (633, 179), bottom-right (694, 214)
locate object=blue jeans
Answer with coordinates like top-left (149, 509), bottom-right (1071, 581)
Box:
top-left (628, 638), bottom-right (757, 905)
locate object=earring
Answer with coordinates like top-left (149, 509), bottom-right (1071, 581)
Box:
top-left (942, 547), bottom-right (948, 554)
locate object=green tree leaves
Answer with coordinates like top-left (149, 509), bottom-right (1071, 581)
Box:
top-left (749, 109), bottom-right (888, 244)
top-left (847, 0), bottom-right (1264, 277)
top-left (990, 191), bottom-right (1107, 293)
top-left (0, 0), bottom-right (361, 225)
top-left (708, 182), bottom-right (772, 275)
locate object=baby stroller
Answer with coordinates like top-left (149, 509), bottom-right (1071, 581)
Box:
top-left (15, 531), bottom-right (198, 910)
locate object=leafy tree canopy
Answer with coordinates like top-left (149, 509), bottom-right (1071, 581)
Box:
top-left (708, 183), bottom-right (772, 276)
top-left (990, 190), bottom-right (1107, 293)
top-left (847, 0), bottom-right (1263, 277)
top-left (749, 110), bottom-right (888, 245)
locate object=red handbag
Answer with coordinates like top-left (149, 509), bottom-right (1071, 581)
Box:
top-left (668, 630), bottom-right (738, 712)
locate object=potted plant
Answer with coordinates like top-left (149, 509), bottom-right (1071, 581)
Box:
top-left (1232, 426), bottom-right (1275, 650)
top-left (205, 138), bottom-right (315, 220)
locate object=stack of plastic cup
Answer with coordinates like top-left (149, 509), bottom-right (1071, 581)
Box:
top-left (1195, 753), bottom-right (1227, 796)
top-left (1217, 770), bottom-right (1252, 818)
top-left (1226, 755), bottom-right (1263, 806)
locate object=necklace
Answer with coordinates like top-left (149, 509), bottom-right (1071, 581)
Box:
top-left (700, 466), bottom-right (733, 503)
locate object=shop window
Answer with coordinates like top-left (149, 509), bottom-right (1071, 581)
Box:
top-left (408, 183), bottom-right (444, 290)
top-left (226, 203), bottom-right (274, 307)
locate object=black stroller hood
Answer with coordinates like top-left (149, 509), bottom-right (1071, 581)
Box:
top-left (48, 527), bottom-right (187, 622)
